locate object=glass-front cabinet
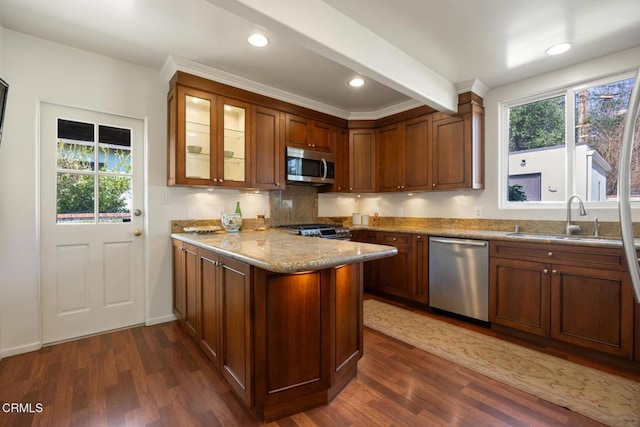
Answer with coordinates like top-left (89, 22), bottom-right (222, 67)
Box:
top-left (169, 84), bottom-right (248, 187)
top-left (218, 98), bottom-right (248, 187)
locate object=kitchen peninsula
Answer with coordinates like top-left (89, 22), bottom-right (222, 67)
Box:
top-left (171, 229), bottom-right (397, 422)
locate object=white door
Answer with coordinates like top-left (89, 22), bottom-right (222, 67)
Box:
top-left (40, 103), bottom-right (145, 344)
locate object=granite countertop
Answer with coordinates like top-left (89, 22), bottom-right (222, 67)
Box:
top-left (171, 229), bottom-right (398, 274)
top-left (350, 225), bottom-right (640, 248)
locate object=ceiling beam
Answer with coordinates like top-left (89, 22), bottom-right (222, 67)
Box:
top-left (206, 0), bottom-right (458, 113)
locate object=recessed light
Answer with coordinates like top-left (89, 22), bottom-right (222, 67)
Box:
top-left (248, 33), bottom-right (269, 47)
top-left (349, 77), bottom-right (365, 87)
top-left (546, 42), bottom-right (571, 56)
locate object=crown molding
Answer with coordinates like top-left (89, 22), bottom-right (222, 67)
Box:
top-left (455, 78), bottom-right (489, 98)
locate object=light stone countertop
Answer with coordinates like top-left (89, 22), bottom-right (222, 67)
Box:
top-left (171, 229), bottom-right (398, 274)
top-left (350, 225), bottom-right (640, 249)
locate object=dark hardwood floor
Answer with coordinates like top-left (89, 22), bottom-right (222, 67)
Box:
top-left (0, 296), bottom-right (633, 426)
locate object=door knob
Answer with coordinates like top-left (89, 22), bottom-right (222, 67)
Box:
top-left (133, 228), bottom-right (143, 237)
top-left (134, 209), bottom-right (142, 216)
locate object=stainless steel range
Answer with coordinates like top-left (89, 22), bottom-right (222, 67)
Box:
top-left (279, 223), bottom-right (351, 240)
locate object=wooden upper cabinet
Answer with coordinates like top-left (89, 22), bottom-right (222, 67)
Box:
top-left (323, 126), bottom-right (349, 192)
top-left (310, 120), bottom-right (333, 152)
top-left (349, 128), bottom-right (376, 193)
top-left (403, 115), bottom-right (432, 191)
top-left (285, 113), bottom-right (311, 149)
top-left (432, 97), bottom-right (484, 191)
top-left (376, 123), bottom-right (403, 192)
top-left (218, 97), bottom-right (250, 188)
top-left (167, 84), bottom-right (251, 188)
top-left (169, 85), bottom-right (217, 187)
top-left (376, 115), bottom-right (431, 193)
top-left (251, 106), bottom-right (284, 190)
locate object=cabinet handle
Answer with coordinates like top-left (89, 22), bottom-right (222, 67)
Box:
top-left (276, 182), bottom-right (280, 186)
top-left (397, 185), bottom-right (401, 189)
top-left (417, 235), bottom-right (422, 239)
top-left (432, 183), bottom-right (436, 187)
top-left (393, 237), bottom-right (397, 241)
top-left (548, 252), bottom-right (553, 257)
top-left (213, 178), bottom-right (218, 182)
top-left (219, 178), bottom-right (224, 183)
top-left (543, 269), bottom-right (548, 274)
top-left (350, 187), bottom-right (353, 191)
top-left (552, 269), bottom-right (558, 275)
top-left (401, 185), bottom-right (405, 189)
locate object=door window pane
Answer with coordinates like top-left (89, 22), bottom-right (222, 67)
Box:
top-left (99, 125), bottom-right (131, 173)
top-left (57, 172), bottom-right (95, 223)
top-left (98, 175), bottom-right (131, 223)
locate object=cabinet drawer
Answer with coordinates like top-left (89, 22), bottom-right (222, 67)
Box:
top-left (491, 240), bottom-right (625, 270)
top-left (381, 233), bottom-right (411, 247)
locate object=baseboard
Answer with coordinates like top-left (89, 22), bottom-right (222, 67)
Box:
top-left (146, 313), bottom-right (177, 326)
top-left (0, 341), bottom-right (42, 359)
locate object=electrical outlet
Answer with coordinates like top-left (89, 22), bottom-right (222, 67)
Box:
top-left (474, 207), bottom-right (483, 218)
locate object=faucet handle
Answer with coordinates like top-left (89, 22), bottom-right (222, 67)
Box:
top-left (594, 217), bottom-right (600, 237)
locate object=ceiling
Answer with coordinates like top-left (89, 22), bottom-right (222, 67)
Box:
top-left (0, 0), bottom-right (639, 118)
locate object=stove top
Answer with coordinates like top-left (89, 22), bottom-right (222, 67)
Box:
top-left (279, 223), bottom-right (351, 240)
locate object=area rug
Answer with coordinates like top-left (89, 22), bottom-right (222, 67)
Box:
top-left (363, 299), bottom-right (640, 427)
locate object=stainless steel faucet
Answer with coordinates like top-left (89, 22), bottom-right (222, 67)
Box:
top-left (565, 194), bottom-right (587, 234)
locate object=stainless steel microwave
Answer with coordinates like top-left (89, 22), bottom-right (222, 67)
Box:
top-left (286, 146), bottom-right (335, 185)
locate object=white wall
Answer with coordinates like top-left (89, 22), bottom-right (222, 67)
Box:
top-left (0, 30), bottom-right (269, 358)
top-left (320, 46), bottom-right (640, 223)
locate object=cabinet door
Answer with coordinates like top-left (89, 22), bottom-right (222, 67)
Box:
top-left (349, 129), bottom-right (376, 193)
top-left (220, 255), bottom-right (252, 406)
top-left (332, 127), bottom-right (349, 192)
top-left (172, 240), bottom-right (186, 320)
top-left (183, 243), bottom-right (199, 340)
top-left (411, 234), bottom-right (428, 303)
top-left (176, 86), bottom-right (217, 186)
top-left (376, 123), bottom-right (402, 192)
top-left (403, 115), bottom-right (431, 191)
top-left (550, 265), bottom-right (634, 358)
top-left (432, 115), bottom-right (467, 190)
top-left (310, 120), bottom-right (332, 152)
top-left (333, 263), bottom-right (363, 382)
top-left (199, 249), bottom-right (221, 366)
top-left (378, 233), bottom-right (412, 298)
top-left (489, 257), bottom-right (550, 336)
top-left (218, 98), bottom-right (249, 187)
top-left (285, 113), bottom-right (310, 150)
top-left (251, 106), bottom-right (283, 190)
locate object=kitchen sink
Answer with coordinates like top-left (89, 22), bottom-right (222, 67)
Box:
top-left (505, 232), bottom-right (621, 244)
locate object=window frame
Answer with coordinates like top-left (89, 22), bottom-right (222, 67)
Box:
top-left (500, 70), bottom-right (637, 211)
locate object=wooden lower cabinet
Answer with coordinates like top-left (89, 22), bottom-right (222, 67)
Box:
top-left (490, 257), bottom-right (551, 337)
top-left (172, 240), bottom-right (199, 340)
top-left (550, 264), bottom-right (633, 357)
top-left (351, 230), bottom-right (428, 304)
top-left (172, 239), bottom-right (363, 422)
top-left (411, 234), bottom-right (429, 303)
top-left (378, 233), bottom-right (412, 298)
top-left (490, 241), bottom-right (634, 358)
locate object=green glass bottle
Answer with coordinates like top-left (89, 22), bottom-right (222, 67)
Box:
top-left (235, 201), bottom-right (242, 230)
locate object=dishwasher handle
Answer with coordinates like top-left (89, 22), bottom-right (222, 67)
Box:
top-left (430, 238), bottom-right (487, 247)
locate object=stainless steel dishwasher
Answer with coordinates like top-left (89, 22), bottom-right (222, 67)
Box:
top-left (428, 236), bottom-right (489, 321)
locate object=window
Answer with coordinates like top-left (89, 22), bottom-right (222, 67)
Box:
top-left (503, 73), bottom-right (638, 206)
top-left (56, 119), bottom-right (132, 223)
